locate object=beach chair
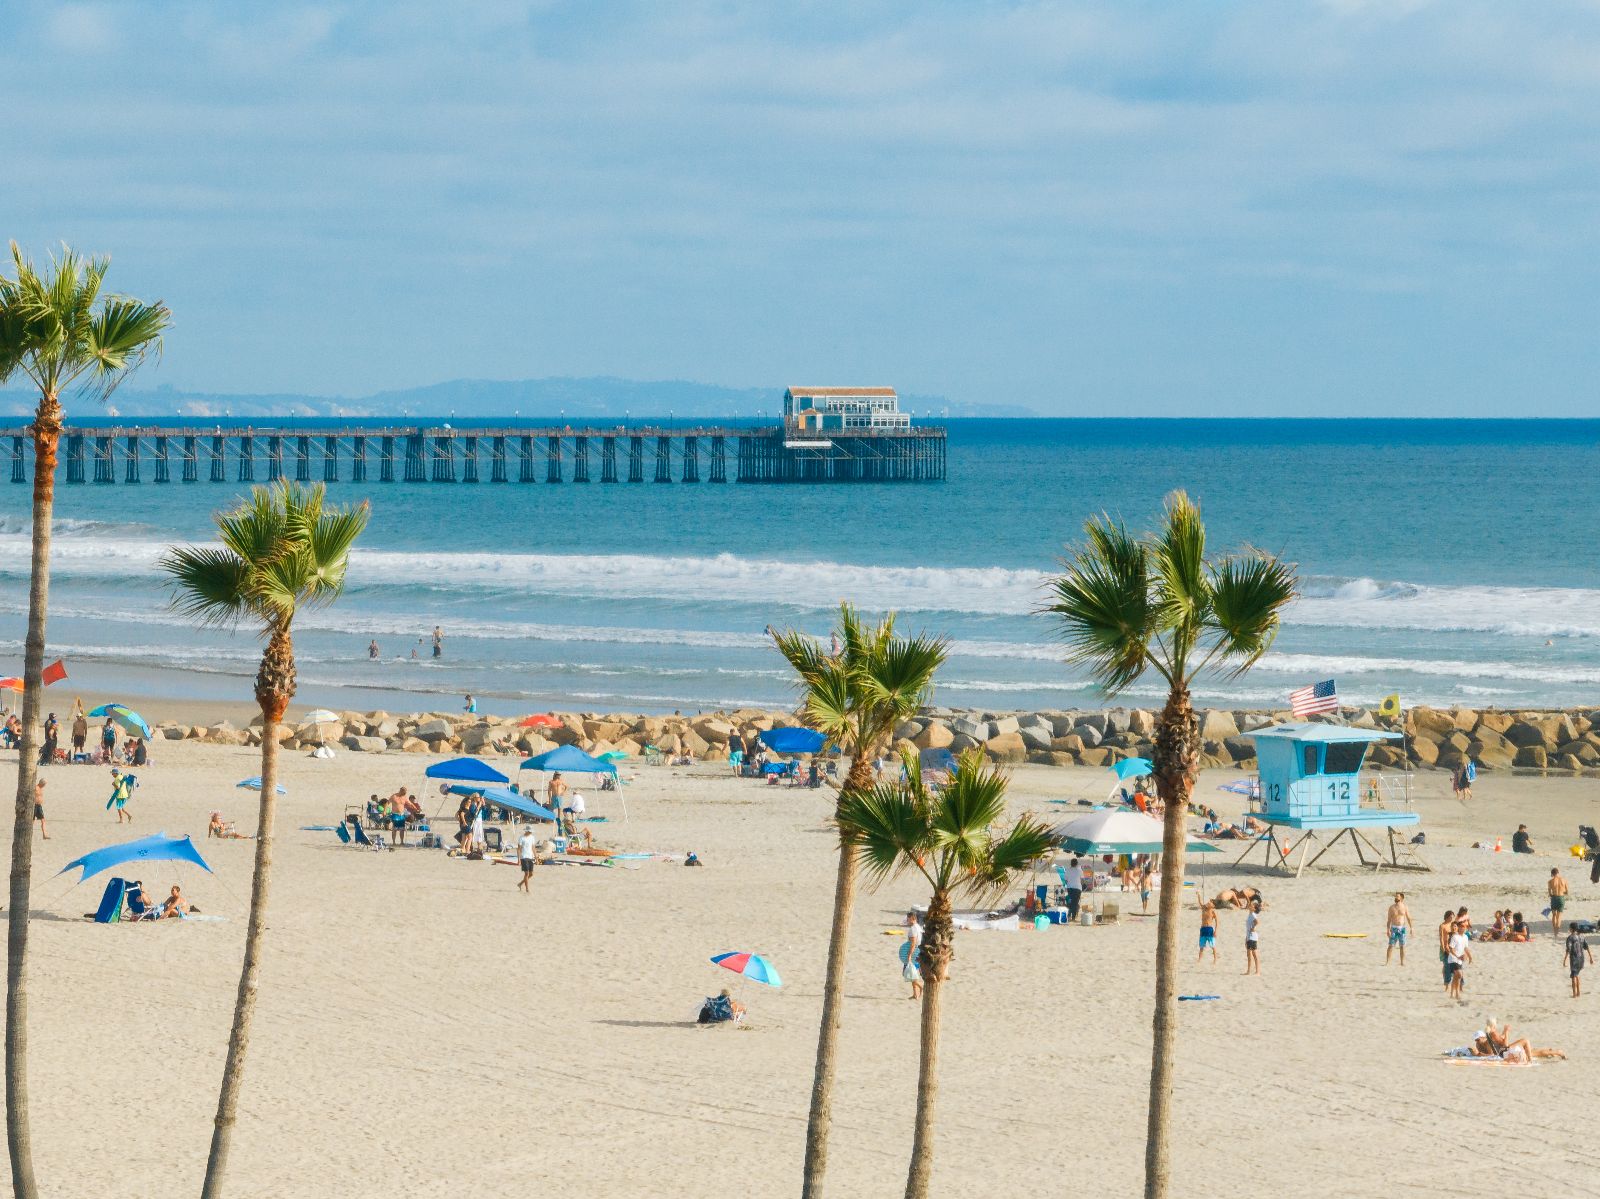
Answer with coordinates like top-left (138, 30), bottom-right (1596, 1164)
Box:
top-left (483, 827), bottom-right (503, 853)
top-left (1097, 901), bottom-right (1120, 925)
top-left (644, 744), bottom-right (665, 766)
top-left (125, 887), bottom-right (161, 921)
top-left (335, 823), bottom-right (354, 846)
top-left (352, 823), bottom-right (386, 851)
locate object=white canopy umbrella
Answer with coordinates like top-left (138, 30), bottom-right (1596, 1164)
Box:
top-left (1053, 809), bottom-right (1219, 856)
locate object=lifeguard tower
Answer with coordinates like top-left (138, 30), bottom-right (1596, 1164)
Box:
top-left (1233, 723), bottom-right (1428, 876)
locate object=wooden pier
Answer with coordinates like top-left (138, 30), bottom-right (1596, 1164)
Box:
top-left (1, 423), bottom-right (946, 485)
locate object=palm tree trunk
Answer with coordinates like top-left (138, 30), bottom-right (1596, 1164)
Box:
top-left (202, 626), bottom-right (294, 1199)
top-left (6, 399), bottom-right (60, 1199)
top-left (1144, 687), bottom-right (1199, 1199)
top-left (904, 892), bottom-right (952, 1199)
top-left (801, 750), bottom-right (878, 1199)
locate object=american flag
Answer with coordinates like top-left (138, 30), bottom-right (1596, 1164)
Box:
top-left (1289, 678), bottom-right (1338, 717)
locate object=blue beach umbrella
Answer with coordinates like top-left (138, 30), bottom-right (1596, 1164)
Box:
top-left (1111, 757), bottom-right (1154, 781)
top-left (236, 776), bottom-right (288, 795)
top-left (87, 703), bottom-right (152, 739)
top-left (758, 727), bottom-right (827, 755)
top-left (59, 832), bottom-right (212, 885)
top-left (710, 951), bottom-right (782, 988)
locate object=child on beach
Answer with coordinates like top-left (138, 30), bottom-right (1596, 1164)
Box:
top-left (1138, 863), bottom-right (1153, 914)
top-left (1244, 900), bottom-right (1261, 975)
top-left (1564, 928), bottom-right (1593, 997)
top-left (1197, 898), bottom-right (1218, 964)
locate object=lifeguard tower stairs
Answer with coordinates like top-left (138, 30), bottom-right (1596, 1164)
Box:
top-left (1233, 723), bottom-right (1429, 876)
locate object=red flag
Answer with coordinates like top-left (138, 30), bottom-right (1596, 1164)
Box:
top-left (41, 660), bottom-right (67, 686)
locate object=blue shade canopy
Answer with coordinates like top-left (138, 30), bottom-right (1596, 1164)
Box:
top-left (425, 758), bottom-right (511, 784)
top-left (1111, 757), bottom-right (1154, 780)
top-left (918, 747), bottom-right (957, 774)
top-left (59, 832), bottom-right (212, 884)
top-left (758, 727), bottom-right (826, 755)
top-left (520, 745), bottom-right (617, 774)
top-left (475, 787), bottom-right (558, 822)
top-left (236, 777), bottom-right (288, 795)
top-left (87, 703), bottom-right (152, 738)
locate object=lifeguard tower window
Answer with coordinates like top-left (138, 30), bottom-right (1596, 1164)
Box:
top-left (1323, 741), bottom-right (1367, 775)
top-left (1303, 745), bottom-right (1319, 775)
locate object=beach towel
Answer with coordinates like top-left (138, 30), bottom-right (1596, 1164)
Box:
top-left (1179, 995), bottom-right (1221, 1002)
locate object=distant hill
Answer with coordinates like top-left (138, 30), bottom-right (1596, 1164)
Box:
top-left (0, 377), bottom-right (1035, 419)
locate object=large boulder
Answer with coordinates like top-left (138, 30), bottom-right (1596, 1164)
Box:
top-left (1474, 742), bottom-right (1516, 771)
top-left (400, 737), bottom-right (429, 753)
top-left (1071, 723), bottom-right (1102, 748)
top-left (895, 719), bottom-right (925, 741)
top-left (951, 717), bottom-right (987, 741)
top-left (984, 732), bottom-right (1028, 763)
top-left (947, 732), bottom-right (979, 753)
top-left (459, 724), bottom-right (498, 753)
top-left (1052, 734), bottom-right (1086, 754)
top-left (1223, 735), bottom-right (1256, 762)
top-left (413, 718), bottom-right (452, 741)
top-left (1128, 709), bottom-right (1155, 736)
top-left (1514, 744), bottom-right (1548, 770)
top-left (1076, 712), bottom-right (1109, 736)
top-left (1409, 737), bottom-right (1440, 767)
top-left (342, 734), bottom-right (387, 753)
top-left (1198, 710), bottom-right (1239, 740)
top-left (1476, 711), bottom-right (1514, 735)
top-left (691, 717), bottom-right (735, 744)
top-left (1079, 747), bottom-right (1112, 767)
top-left (989, 714), bottom-right (1020, 737)
top-left (1411, 708), bottom-right (1455, 738)
top-left (913, 723), bottom-right (954, 750)
top-left (1018, 726), bottom-right (1053, 752)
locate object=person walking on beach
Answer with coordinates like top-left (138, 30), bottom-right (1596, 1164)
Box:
top-left (33, 779), bottom-right (47, 840)
top-left (107, 768), bottom-right (133, 823)
top-left (1451, 759), bottom-right (1474, 802)
top-left (517, 827), bottom-right (537, 892)
top-left (1445, 920), bottom-right (1468, 1001)
top-left (1385, 892), bottom-right (1412, 966)
top-left (1564, 927), bottom-right (1593, 998)
top-left (1244, 899), bottom-right (1261, 975)
top-left (464, 694), bottom-right (477, 714)
top-left (1197, 897), bottom-right (1218, 964)
top-left (1062, 857), bottom-right (1084, 922)
top-left (1549, 868), bottom-right (1569, 937)
top-left (432, 625), bottom-right (444, 658)
top-left (902, 913), bottom-right (923, 1000)
top-left (1137, 861), bottom-right (1154, 914)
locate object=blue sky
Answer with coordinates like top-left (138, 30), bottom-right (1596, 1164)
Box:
top-left (3, 1), bottom-right (1598, 415)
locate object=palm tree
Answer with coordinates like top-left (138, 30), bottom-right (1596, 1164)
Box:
top-left (1044, 490), bottom-right (1296, 1199)
top-left (771, 605), bottom-right (947, 1199)
top-left (0, 243), bottom-right (168, 1199)
top-left (838, 749), bottom-right (1054, 1199)
top-left (161, 482), bottom-right (368, 1199)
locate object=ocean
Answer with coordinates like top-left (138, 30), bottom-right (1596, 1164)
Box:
top-left (1, 418), bottom-right (1596, 716)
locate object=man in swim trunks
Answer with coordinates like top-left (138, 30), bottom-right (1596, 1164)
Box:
top-left (33, 779), bottom-right (47, 840)
top-left (1385, 892), bottom-right (1412, 966)
top-left (1197, 898), bottom-right (1218, 964)
top-left (1549, 868), bottom-right (1569, 936)
top-left (1564, 928), bottom-right (1593, 997)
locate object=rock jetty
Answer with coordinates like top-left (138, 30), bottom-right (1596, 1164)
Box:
top-left (153, 704), bottom-right (1600, 776)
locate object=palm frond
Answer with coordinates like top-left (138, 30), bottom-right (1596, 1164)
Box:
top-left (965, 816), bottom-right (1057, 895)
top-left (160, 546), bottom-right (252, 627)
top-left (1150, 490), bottom-right (1210, 649)
top-left (1203, 551), bottom-right (1298, 678)
top-left (836, 785), bottom-right (933, 889)
top-left (1044, 513), bottom-right (1154, 693)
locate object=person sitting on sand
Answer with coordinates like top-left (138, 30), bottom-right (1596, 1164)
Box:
top-left (697, 989), bottom-right (746, 1025)
top-left (1485, 911), bottom-right (1508, 942)
top-left (160, 885), bottom-right (190, 919)
top-left (1509, 912), bottom-right (1530, 942)
top-left (1512, 824), bottom-right (1534, 854)
top-left (1214, 888), bottom-right (1249, 910)
top-left (1477, 1020), bottom-right (1564, 1062)
top-left (207, 811), bottom-right (247, 840)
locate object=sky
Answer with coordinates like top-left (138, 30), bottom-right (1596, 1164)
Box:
top-left (3, 0), bottom-right (1599, 416)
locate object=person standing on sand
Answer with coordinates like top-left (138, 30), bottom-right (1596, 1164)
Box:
top-left (1445, 920), bottom-right (1468, 1001)
top-left (1243, 899), bottom-right (1261, 975)
top-left (1062, 857), bottom-right (1084, 922)
top-left (71, 706), bottom-right (88, 757)
top-left (432, 625), bottom-right (444, 658)
top-left (902, 913), bottom-right (923, 1000)
top-left (33, 779), bottom-right (47, 840)
top-left (1386, 892), bottom-right (1412, 966)
top-left (517, 827), bottom-right (537, 892)
top-left (1197, 897), bottom-right (1218, 964)
top-left (1138, 861), bottom-right (1154, 914)
top-left (1564, 927), bottom-right (1593, 998)
top-left (1549, 868), bottom-right (1569, 937)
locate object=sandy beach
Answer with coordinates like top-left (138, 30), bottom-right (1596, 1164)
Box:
top-left (8, 739), bottom-right (1600, 1198)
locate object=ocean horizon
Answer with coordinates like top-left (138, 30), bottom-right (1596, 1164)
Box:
top-left (2, 416), bottom-right (1595, 716)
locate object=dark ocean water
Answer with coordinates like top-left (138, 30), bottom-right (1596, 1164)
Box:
top-left (1, 418), bottom-right (1596, 715)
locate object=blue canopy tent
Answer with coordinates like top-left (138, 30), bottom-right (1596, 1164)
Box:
top-left (477, 787), bottom-right (558, 823)
top-left (60, 832), bottom-right (212, 884)
top-left (425, 758), bottom-right (511, 785)
top-left (758, 727), bottom-right (827, 755)
top-left (520, 745), bottom-right (625, 823)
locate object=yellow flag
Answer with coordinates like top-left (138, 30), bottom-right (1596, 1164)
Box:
top-left (1379, 693), bottom-right (1401, 719)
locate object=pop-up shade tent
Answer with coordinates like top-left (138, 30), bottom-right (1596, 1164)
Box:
top-left (476, 786), bottom-right (558, 823)
top-left (520, 745), bottom-right (624, 823)
top-left (425, 758), bottom-right (511, 785)
top-left (59, 832), bottom-right (213, 884)
top-left (758, 727), bottom-right (827, 755)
